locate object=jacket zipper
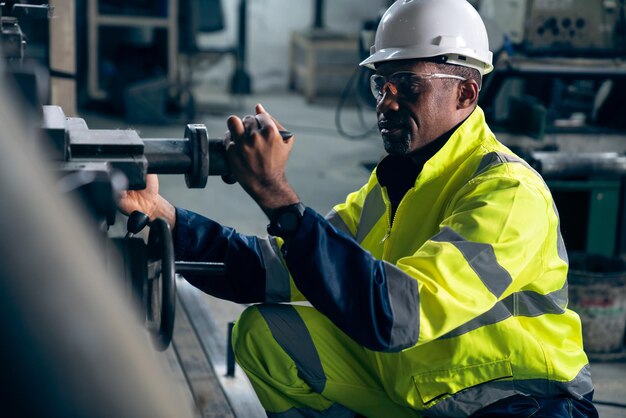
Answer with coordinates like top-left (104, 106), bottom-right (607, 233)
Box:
top-left (380, 188), bottom-right (392, 245)
top-left (380, 228), bottom-right (391, 244)
top-left (382, 189), bottom-right (415, 258)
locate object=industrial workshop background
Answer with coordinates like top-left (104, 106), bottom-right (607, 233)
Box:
top-left (1, 0), bottom-right (626, 417)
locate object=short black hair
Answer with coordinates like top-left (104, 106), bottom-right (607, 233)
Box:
top-left (436, 63), bottom-right (482, 90)
top-left (418, 55), bottom-right (482, 90)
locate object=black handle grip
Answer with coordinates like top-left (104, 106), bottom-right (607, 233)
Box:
top-left (175, 261), bottom-right (227, 276)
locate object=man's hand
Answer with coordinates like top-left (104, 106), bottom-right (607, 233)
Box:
top-left (226, 104), bottom-right (300, 215)
top-left (118, 174), bottom-right (176, 228)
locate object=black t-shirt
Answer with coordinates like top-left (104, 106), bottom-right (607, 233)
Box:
top-left (376, 128), bottom-right (455, 221)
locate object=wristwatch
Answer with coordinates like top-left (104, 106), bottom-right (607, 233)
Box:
top-left (267, 202), bottom-right (306, 238)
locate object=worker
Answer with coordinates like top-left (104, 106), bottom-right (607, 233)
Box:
top-left (120, 0), bottom-right (598, 416)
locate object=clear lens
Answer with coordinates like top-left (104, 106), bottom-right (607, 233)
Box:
top-left (370, 75), bottom-right (386, 99)
top-left (370, 72), bottom-right (466, 100)
top-left (370, 73), bottom-right (415, 100)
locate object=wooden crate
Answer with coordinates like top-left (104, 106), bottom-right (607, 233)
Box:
top-left (289, 30), bottom-right (359, 102)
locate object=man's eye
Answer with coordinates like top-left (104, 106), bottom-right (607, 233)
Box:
top-left (408, 82), bottom-right (423, 93)
top-left (400, 81), bottom-right (423, 97)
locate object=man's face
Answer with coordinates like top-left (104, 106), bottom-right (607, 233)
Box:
top-left (375, 60), bottom-right (461, 155)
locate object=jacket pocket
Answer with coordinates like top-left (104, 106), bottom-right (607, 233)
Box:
top-left (412, 358), bottom-right (513, 405)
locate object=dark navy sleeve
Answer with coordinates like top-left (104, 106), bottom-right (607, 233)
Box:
top-left (284, 208), bottom-right (400, 352)
top-left (173, 207), bottom-right (267, 303)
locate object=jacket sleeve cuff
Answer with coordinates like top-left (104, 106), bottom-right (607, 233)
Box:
top-left (173, 207), bottom-right (193, 260)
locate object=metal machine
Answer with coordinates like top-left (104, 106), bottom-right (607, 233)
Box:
top-left (524, 0), bottom-right (625, 55)
top-left (0, 5), bottom-right (224, 415)
top-left (479, 0), bottom-right (626, 258)
top-left (480, 0), bottom-right (626, 54)
top-left (1, 2), bottom-right (51, 62)
top-left (41, 104), bottom-right (238, 350)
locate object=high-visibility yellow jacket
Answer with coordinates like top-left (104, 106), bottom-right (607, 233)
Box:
top-left (174, 106), bottom-right (593, 416)
top-left (321, 106), bottom-right (593, 415)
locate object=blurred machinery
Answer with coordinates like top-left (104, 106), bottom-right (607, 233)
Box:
top-left (86, 0), bottom-right (250, 123)
top-left (4, 1), bottom-right (238, 352)
top-left (42, 104), bottom-right (237, 350)
top-left (0, 4), bottom-right (202, 417)
top-left (478, 0), bottom-right (626, 258)
top-left (525, 0), bottom-right (624, 54)
top-left (481, 0), bottom-right (625, 54)
top-left (0, 97), bottom-right (198, 418)
top-left (1, 1), bottom-right (52, 111)
top-left (0, 6), bottom-right (266, 415)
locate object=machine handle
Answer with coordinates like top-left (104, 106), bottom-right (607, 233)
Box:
top-left (175, 261), bottom-right (227, 276)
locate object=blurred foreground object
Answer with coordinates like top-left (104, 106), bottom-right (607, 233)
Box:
top-left (0, 72), bottom-right (195, 418)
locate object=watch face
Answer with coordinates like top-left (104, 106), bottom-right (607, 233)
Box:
top-left (268, 203), bottom-right (304, 237)
top-left (279, 211), bottom-right (300, 231)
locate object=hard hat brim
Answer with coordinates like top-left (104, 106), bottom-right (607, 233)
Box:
top-left (359, 47), bottom-right (494, 76)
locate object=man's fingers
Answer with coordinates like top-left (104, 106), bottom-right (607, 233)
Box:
top-left (223, 131), bottom-right (234, 151)
top-left (255, 103), bottom-right (286, 130)
top-left (242, 115), bottom-right (260, 140)
top-left (230, 106), bottom-right (290, 145)
top-left (227, 115), bottom-right (246, 137)
top-left (146, 173), bottom-right (158, 185)
top-left (255, 112), bottom-right (282, 140)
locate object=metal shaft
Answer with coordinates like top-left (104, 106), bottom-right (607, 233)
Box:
top-left (175, 261), bottom-right (226, 276)
top-left (143, 138), bottom-right (192, 174)
top-left (142, 129), bottom-right (292, 184)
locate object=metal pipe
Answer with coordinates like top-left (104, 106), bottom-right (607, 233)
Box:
top-left (143, 138), bottom-right (192, 174)
top-left (143, 131), bottom-right (291, 178)
top-left (175, 261), bottom-right (226, 276)
top-left (207, 138), bottom-right (229, 176)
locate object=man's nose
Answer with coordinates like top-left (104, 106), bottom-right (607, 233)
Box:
top-left (376, 87), bottom-right (400, 114)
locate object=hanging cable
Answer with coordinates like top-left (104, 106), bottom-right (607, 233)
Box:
top-left (334, 66), bottom-right (379, 139)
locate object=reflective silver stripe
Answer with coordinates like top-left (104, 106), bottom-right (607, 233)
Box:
top-left (473, 151), bottom-right (569, 264)
top-left (325, 209), bottom-right (355, 238)
top-left (474, 151), bottom-right (533, 178)
top-left (356, 184), bottom-right (386, 243)
top-left (383, 262), bottom-right (420, 350)
top-left (257, 304), bottom-right (326, 393)
top-left (267, 403), bottom-right (356, 418)
top-left (441, 284), bottom-right (568, 339)
top-left (504, 284), bottom-right (568, 316)
top-left (553, 201), bottom-right (569, 264)
top-left (441, 303), bottom-right (511, 340)
top-left (425, 364), bottom-right (594, 417)
top-left (431, 227), bottom-right (512, 298)
top-left (473, 151), bottom-right (509, 177)
top-left (258, 237), bottom-right (291, 302)
top-left (557, 363), bottom-right (594, 398)
top-left (423, 379), bottom-right (515, 417)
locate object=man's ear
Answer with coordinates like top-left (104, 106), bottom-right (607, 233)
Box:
top-left (457, 80), bottom-right (479, 109)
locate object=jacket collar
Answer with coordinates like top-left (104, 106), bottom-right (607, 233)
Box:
top-left (374, 106), bottom-right (489, 188)
top-left (415, 106), bottom-right (489, 185)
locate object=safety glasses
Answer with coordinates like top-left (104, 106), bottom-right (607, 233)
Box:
top-left (370, 71), bottom-right (467, 100)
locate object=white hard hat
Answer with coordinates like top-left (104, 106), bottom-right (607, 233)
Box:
top-left (360, 0), bottom-right (493, 75)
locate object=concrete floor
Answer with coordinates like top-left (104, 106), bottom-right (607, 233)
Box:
top-left (86, 91), bottom-right (626, 416)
